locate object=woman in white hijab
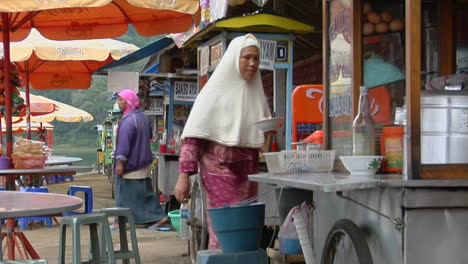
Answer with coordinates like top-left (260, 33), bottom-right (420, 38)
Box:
top-left (174, 34), bottom-right (271, 249)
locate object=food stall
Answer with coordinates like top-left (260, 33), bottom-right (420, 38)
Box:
top-left (146, 73), bottom-right (197, 196)
top-left (249, 0), bottom-right (468, 263)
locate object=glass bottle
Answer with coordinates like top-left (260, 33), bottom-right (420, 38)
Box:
top-left (168, 130), bottom-right (176, 154)
top-left (353, 86), bottom-right (375, 155)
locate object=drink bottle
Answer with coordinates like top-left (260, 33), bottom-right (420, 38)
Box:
top-left (178, 199), bottom-right (191, 239)
top-left (353, 86), bottom-right (375, 155)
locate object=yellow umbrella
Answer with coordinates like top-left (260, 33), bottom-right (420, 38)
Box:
top-left (1, 119), bottom-right (53, 134)
top-left (31, 100), bottom-right (93, 123)
top-left (18, 92), bottom-right (93, 123)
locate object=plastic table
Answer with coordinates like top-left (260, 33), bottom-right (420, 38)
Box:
top-left (45, 156), bottom-right (83, 166)
top-left (0, 191), bottom-right (83, 260)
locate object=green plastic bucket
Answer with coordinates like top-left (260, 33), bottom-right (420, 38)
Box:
top-left (168, 209), bottom-right (180, 232)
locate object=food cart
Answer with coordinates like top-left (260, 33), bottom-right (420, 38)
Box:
top-left (249, 0), bottom-right (468, 263)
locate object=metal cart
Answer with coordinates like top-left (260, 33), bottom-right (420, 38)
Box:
top-left (249, 172), bottom-right (468, 263)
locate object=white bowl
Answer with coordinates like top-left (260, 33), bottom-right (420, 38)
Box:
top-left (255, 117), bottom-right (284, 132)
top-left (339, 155), bottom-right (385, 177)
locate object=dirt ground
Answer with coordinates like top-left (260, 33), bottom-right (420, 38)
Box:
top-left (5, 172), bottom-right (191, 264)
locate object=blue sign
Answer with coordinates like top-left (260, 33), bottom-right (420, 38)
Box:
top-left (276, 45), bottom-right (287, 61)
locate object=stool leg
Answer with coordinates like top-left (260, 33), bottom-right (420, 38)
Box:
top-left (71, 224), bottom-right (81, 264)
top-left (117, 216), bottom-right (131, 264)
top-left (58, 224), bottom-right (67, 264)
top-left (89, 223), bottom-right (102, 263)
top-left (101, 221), bottom-right (117, 264)
top-left (127, 216), bottom-right (142, 264)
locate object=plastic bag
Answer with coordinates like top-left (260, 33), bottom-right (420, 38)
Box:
top-left (278, 201), bottom-right (311, 254)
top-left (278, 201), bottom-right (310, 240)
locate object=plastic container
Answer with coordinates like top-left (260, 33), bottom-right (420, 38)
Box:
top-left (12, 155), bottom-right (46, 169)
top-left (380, 126), bottom-right (404, 173)
top-left (279, 238), bottom-right (302, 254)
top-left (208, 203), bottom-right (265, 253)
top-left (0, 156), bottom-right (10, 169)
top-left (168, 210), bottom-right (181, 233)
top-left (263, 150), bottom-right (335, 174)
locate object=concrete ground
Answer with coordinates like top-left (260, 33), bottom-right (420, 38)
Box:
top-left (4, 172), bottom-right (191, 264)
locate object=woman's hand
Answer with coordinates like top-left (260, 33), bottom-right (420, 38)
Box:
top-left (174, 173), bottom-right (191, 203)
top-left (115, 160), bottom-right (125, 177)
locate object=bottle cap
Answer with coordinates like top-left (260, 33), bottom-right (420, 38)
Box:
top-left (360, 86), bottom-right (368, 94)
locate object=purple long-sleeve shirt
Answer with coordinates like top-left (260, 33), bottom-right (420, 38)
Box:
top-left (114, 109), bottom-right (154, 175)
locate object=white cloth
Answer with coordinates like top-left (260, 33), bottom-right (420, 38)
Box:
top-left (122, 165), bottom-right (151, 179)
top-left (182, 34), bottom-right (271, 148)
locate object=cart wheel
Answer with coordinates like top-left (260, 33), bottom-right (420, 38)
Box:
top-left (187, 175), bottom-right (208, 264)
top-left (321, 219), bottom-right (373, 264)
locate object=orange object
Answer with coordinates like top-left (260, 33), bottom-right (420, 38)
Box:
top-left (368, 86), bottom-right (391, 125)
top-left (380, 126), bottom-right (404, 173)
top-left (303, 130), bottom-right (323, 145)
top-left (292, 84), bottom-right (324, 144)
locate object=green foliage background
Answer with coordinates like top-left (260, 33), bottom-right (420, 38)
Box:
top-left (32, 26), bottom-right (163, 152)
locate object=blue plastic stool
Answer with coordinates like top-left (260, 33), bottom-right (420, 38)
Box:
top-left (17, 187), bottom-right (53, 230)
top-left (196, 249), bottom-right (268, 264)
top-left (63, 185), bottom-right (93, 216)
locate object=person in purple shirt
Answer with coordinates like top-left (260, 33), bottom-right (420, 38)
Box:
top-left (113, 89), bottom-right (167, 229)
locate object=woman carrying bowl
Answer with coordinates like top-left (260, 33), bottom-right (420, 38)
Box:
top-left (174, 34), bottom-right (271, 249)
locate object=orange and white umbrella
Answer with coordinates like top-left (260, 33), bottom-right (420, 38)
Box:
top-left (0, 0), bottom-right (200, 158)
top-left (1, 29), bottom-right (139, 90)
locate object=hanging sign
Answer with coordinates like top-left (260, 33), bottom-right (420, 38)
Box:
top-left (174, 81), bottom-right (198, 102)
top-left (259, 39), bottom-right (277, 70)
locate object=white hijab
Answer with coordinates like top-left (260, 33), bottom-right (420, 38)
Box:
top-left (182, 34), bottom-right (271, 148)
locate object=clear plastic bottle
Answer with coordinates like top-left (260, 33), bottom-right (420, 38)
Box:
top-left (178, 199), bottom-right (191, 239)
top-left (353, 86), bottom-right (375, 155)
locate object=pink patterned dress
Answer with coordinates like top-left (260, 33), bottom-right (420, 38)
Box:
top-left (179, 137), bottom-right (259, 249)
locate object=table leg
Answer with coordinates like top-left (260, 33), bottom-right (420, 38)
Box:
top-left (1, 219), bottom-right (41, 260)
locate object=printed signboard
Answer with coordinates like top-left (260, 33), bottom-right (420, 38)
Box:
top-left (174, 81), bottom-right (198, 102)
top-left (259, 39), bottom-right (277, 70)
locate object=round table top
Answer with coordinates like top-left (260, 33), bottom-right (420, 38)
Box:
top-left (45, 156), bottom-right (83, 166)
top-left (0, 191), bottom-right (83, 218)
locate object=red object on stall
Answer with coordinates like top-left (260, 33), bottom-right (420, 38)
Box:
top-left (292, 84), bottom-right (324, 147)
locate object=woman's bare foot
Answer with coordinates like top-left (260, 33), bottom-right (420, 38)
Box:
top-left (147, 217), bottom-right (169, 229)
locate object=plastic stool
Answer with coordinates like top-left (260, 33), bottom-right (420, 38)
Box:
top-left (18, 187), bottom-right (53, 230)
top-left (63, 186), bottom-right (93, 216)
top-left (94, 208), bottom-right (141, 264)
top-left (58, 214), bottom-right (116, 264)
top-left (0, 225), bottom-right (48, 263)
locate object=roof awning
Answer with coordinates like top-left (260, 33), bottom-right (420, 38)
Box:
top-left (95, 37), bottom-right (174, 74)
top-left (182, 13), bottom-right (315, 47)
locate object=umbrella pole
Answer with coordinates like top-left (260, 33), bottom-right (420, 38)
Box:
top-left (1, 14), bottom-right (13, 159)
top-left (25, 61), bottom-right (31, 140)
